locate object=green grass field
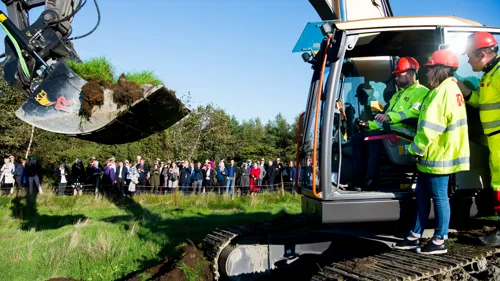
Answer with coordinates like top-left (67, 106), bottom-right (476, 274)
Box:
top-left (0, 192), bottom-right (301, 281)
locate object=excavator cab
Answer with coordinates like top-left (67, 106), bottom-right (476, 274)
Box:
top-left (294, 17), bottom-right (498, 224)
top-left (0, 0), bottom-right (188, 144)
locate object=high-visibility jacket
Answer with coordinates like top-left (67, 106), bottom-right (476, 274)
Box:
top-left (408, 77), bottom-right (470, 174)
top-left (368, 81), bottom-right (429, 137)
top-left (466, 58), bottom-right (500, 136)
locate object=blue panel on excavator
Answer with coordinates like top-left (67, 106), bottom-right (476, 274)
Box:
top-left (292, 21), bottom-right (336, 53)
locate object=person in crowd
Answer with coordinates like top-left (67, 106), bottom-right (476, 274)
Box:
top-left (161, 161), bottom-right (170, 193)
top-left (193, 162), bottom-right (203, 194)
top-left (102, 158), bottom-right (115, 195)
top-left (71, 159), bottom-right (85, 196)
top-left (56, 162), bottom-right (69, 196)
top-left (128, 160), bottom-right (139, 197)
top-left (287, 161), bottom-right (297, 193)
top-left (136, 159), bottom-right (149, 188)
top-left (226, 159), bottom-right (237, 195)
top-left (249, 162), bottom-right (261, 196)
top-left (240, 162), bottom-right (250, 192)
top-left (1, 158), bottom-right (15, 195)
top-left (180, 160), bottom-right (191, 194)
top-left (258, 158), bottom-right (266, 186)
top-left (150, 162), bottom-right (161, 194)
top-left (27, 157), bottom-right (42, 195)
top-left (202, 162), bottom-right (214, 194)
top-left (91, 160), bottom-right (102, 199)
top-left (168, 162), bottom-right (179, 191)
top-left (115, 160), bottom-right (128, 196)
top-left (13, 157), bottom-right (26, 194)
top-left (266, 160), bottom-right (277, 192)
top-left (393, 49), bottom-right (469, 255)
top-left (215, 162), bottom-right (227, 194)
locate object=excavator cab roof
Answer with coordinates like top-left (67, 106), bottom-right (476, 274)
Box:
top-left (293, 16), bottom-right (483, 55)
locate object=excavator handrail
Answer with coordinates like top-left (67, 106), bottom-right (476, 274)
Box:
top-left (312, 34), bottom-right (332, 199)
top-left (294, 112), bottom-right (305, 193)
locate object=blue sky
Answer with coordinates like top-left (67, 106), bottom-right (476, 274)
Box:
top-left (1, 0), bottom-right (500, 124)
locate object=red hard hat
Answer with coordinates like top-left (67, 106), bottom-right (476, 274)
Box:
top-left (463, 31), bottom-right (498, 54)
top-left (423, 49), bottom-right (459, 68)
top-left (392, 57), bottom-right (420, 74)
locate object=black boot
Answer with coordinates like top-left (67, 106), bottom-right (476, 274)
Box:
top-left (479, 230), bottom-right (500, 247)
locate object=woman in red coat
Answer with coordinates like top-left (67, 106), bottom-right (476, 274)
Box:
top-left (249, 164), bottom-right (261, 196)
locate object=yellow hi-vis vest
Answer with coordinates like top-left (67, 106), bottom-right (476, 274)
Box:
top-left (368, 81), bottom-right (429, 137)
top-left (467, 59), bottom-right (500, 135)
top-left (408, 77), bottom-right (470, 174)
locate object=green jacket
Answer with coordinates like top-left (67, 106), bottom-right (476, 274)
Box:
top-left (408, 77), bottom-right (470, 174)
top-left (368, 81), bottom-right (429, 137)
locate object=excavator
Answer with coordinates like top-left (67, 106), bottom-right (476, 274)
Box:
top-left (0, 0), bottom-right (189, 144)
top-left (202, 1), bottom-right (500, 280)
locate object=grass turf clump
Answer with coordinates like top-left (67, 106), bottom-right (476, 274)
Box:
top-left (66, 57), bottom-right (114, 85)
top-left (124, 71), bottom-right (162, 86)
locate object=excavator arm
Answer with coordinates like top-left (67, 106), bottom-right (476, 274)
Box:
top-left (0, 0), bottom-right (189, 144)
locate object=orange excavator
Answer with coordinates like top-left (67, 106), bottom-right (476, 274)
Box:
top-left (201, 1), bottom-right (500, 280)
top-left (0, 0), bottom-right (188, 144)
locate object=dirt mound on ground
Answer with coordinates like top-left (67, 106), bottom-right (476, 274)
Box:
top-left (80, 80), bottom-right (104, 119)
top-left (110, 74), bottom-right (144, 108)
top-left (123, 240), bottom-right (212, 281)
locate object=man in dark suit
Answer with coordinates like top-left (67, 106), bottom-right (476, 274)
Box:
top-left (115, 161), bottom-right (128, 196)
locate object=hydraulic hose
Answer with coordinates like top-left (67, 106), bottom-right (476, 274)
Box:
top-left (0, 21), bottom-right (30, 79)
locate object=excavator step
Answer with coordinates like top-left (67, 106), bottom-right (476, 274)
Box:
top-left (311, 243), bottom-right (496, 281)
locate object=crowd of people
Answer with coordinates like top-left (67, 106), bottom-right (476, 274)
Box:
top-left (1, 154), bottom-right (302, 197)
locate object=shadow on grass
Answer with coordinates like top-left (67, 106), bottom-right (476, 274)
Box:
top-left (102, 194), bottom-right (293, 281)
top-left (9, 191), bottom-right (87, 231)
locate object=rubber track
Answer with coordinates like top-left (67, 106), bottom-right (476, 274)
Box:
top-left (311, 244), bottom-right (495, 281)
top-left (202, 214), bottom-right (311, 280)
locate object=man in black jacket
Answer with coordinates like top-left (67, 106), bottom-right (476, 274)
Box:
top-left (115, 161), bottom-right (128, 196)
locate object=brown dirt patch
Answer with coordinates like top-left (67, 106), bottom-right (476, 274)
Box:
top-left (342, 257), bottom-right (378, 273)
top-left (110, 74), bottom-right (144, 108)
top-left (80, 80), bottom-right (104, 119)
top-left (449, 226), bottom-right (497, 245)
top-left (123, 240), bottom-right (213, 281)
top-left (79, 74), bottom-right (145, 120)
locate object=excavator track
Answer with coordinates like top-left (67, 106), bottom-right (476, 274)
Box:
top-left (311, 243), bottom-right (496, 281)
top-left (202, 214), bottom-right (312, 280)
top-left (203, 214), bottom-right (498, 281)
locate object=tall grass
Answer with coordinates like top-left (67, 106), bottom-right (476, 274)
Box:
top-left (0, 192), bottom-right (301, 281)
top-left (125, 71), bottom-right (162, 86)
top-left (66, 57), bottom-right (114, 84)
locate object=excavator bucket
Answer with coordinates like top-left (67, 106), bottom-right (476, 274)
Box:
top-left (15, 61), bottom-right (190, 144)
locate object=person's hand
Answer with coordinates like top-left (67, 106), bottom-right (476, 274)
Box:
top-left (355, 118), bottom-right (368, 129)
top-left (451, 77), bottom-right (458, 83)
top-left (374, 113), bottom-right (391, 123)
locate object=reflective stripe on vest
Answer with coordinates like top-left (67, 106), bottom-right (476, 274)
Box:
top-left (418, 157), bottom-right (470, 168)
top-left (478, 62), bottom-right (500, 134)
top-left (418, 118), bottom-right (467, 133)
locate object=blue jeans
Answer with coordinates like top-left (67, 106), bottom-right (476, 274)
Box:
top-left (409, 172), bottom-right (450, 240)
top-left (226, 177), bottom-right (234, 194)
